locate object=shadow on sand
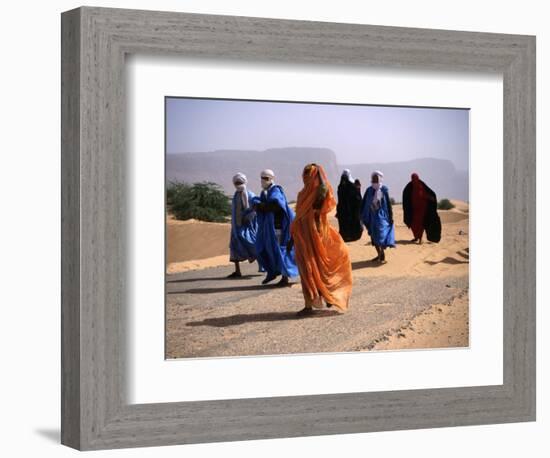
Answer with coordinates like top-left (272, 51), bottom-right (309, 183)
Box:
top-left (456, 250), bottom-right (470, 260)
top-left (166, 274), bottom-right (262, 283)
top-left (187, 309), bottom-right (342, 327)
top-left (170, 283), bottom-right (295, 295)
top-left (425, 257), bottom-right (468, 266)
top-left (351, 259), bottom-right (384, 270)
top-left (395, 239), bottom-right (420, 245)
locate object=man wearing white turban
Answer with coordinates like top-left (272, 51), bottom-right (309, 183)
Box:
top-left (227, 172), bottom-right (260, 278)
top-left (251, 169), bottom-right (298, 285)
top-left (360, 170), bottom-right (395, 263)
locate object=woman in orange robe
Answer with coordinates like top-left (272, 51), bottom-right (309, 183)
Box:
top-left (288, 163), bottom-right (353, 316)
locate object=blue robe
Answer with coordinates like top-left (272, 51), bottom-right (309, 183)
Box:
top-left (251, 185), bottom-right (298, 278)
top-left (361, 185), bottom-right (396, 248)
top-left (229, 190), bottom-right (259, 263)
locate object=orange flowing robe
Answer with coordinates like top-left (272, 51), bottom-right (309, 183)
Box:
top-left (290, 165), bottom-right (353, 311)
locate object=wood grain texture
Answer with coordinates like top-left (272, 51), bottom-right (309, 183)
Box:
top-left (60, 7), bottom-right (81, 450)
top-left (61, 6), bottom-right (536, 450)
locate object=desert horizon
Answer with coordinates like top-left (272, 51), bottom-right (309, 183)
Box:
top-left (166, 148), bottom-right (469, 202)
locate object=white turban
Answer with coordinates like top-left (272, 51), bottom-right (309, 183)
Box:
top-left (260, 169), bottom-right (275, 178)
top-left (232, 172), bottom-right (247, 185)
top-left (371, 170), bottom-right (384, 204)
top-left (232, 172), bottom-right (249, 209)
top-left (260, 169), bottom-right (275, 190)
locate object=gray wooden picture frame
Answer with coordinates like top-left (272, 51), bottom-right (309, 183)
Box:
top-left (61, 6), bottom-right (536, 451)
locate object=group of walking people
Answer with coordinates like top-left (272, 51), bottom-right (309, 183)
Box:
top-left (228, 165), bottom-right (440, 316)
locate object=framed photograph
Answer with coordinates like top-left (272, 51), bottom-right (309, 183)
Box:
top-left (61, 6), bottom-right (535, 450)
top-left (164, 97), bottom-right (470, 360)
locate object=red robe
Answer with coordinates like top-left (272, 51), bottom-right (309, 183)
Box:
top-left (411, 176), bottom-right (428, 239)
top-left (403, 173), bottom-right (440, 242)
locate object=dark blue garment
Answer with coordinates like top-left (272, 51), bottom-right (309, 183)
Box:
top-left (361, 185), bottom-right (396, 248)
top-left (229, 190), bottom-right (259, 263)
top-left (251, 185), bottom-right (298, 278)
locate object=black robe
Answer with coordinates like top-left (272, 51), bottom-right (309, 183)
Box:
top-left (336, 178), bottom-right (363, 242)
top-left (402, 180), bottom-right (442, 243)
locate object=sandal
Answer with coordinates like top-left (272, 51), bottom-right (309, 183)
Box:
top-left (295, 307), bottom-right (315, 317)
top-left (226, 271), bottom-right (242, 279)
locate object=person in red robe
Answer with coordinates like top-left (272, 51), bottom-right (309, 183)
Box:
top-left (402, 173), bottom-right (440, 244)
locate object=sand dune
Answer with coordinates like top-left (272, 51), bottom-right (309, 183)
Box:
top-left (450, 199), bottom-right (469, 213)
top-left (166, 215), bottom-right (230, 265)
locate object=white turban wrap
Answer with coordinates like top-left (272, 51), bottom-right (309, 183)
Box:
top-left (371, 170), bottom-right (384, 204)
top-left (232, 172), bottom-right (249, 209)
top-left (260, 169), bottom-right (275, 190)
top-left (232, 172), bottom-right (247, 185)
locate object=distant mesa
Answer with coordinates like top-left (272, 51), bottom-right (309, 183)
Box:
top-left (166, 147), bottom-right (340, 201)
top-left (166, 147), bottom-right (469, 202)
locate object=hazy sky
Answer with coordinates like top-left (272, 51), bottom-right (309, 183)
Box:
top-left (166, 97), bottom-right (469, 171)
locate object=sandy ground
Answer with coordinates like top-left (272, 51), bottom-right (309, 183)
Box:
top-left (167, 201), bottom-right (469, 279)
top-left (165, 200), bottom-right (469, 356)
top-left (370, 292), bottom-right (469, 351)
top-left (166, 265), bottom-right (468, 358)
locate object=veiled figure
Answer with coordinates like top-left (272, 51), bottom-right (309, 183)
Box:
top-left (227, 173), bottom-right (260, 278)
top-left (402, 173), bottom-right (441, 244)
top-left (361, 170), bottom-right (395, 263)
top-left (289, 163), bottom-right (353, 315)
top-left (336, 169), bottom-right (363, 242)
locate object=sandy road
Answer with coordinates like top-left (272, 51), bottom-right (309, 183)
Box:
top-left (166, 261), bottom-right (468, 359)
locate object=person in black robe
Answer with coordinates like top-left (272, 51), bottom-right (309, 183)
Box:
top-left (402, 173), bottom-right (442, 243)
top-left (336, 169), bottom-right (363, 242)
top-left (354, 179), bottom-right (361, 194)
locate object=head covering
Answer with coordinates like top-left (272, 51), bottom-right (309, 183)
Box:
top-left (232, 172), bottom-right (249, 209)
top-left (261, 169), bottom-right (275, 178)
top-left (232, 172), bottom-right (247, 185)
top-left (260, 169), bottom-right (275, 190)
top-left (411, 172), bottom-right (420, 182)
top-left (302, 163), bottom-right (318, 186)
top-left (341, 168), bottom-right (354, 182)
top-left (296, 164), bottom-right (333, 236)
top-left (371, 170), bottom-right (384, 204)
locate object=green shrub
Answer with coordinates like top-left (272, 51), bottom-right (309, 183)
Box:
top-left (167, 181), bottom-right (232, 222)
top-left (437, 198), bottom-right (455, 210)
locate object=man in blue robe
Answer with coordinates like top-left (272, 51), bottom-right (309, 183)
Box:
top-left (361, 170), bottom-right (395, 263)
top-left (228, 172), bottom-right (260, 278)
top-left (251, 169), bottom-right (298, 286)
